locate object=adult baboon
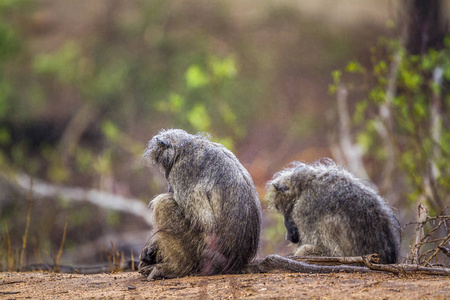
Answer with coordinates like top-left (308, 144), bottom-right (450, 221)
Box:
top-left (266, 158), bottom-right (400, 264)
top-left (139, 129), bottom-right (262, 279)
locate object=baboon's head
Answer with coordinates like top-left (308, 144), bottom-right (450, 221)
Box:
top-left (143, 129), bottom-right (192, 171)
top-left (266, 167), bottom-right (294, 212)
top-left (143, 129), bottom-right (209, 174)
top-left (266, 161), bottom-right (316, 245)
top-left (266, 162), bottom-right (309, 212)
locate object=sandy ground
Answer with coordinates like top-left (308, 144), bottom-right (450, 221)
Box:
top-left (0, 271), bottom-right (449, 299)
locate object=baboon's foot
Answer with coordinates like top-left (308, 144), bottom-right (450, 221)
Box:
top-left (138, 261), bottom-right (154, 276)
top-left (146, 263), bottom-right (179, 280)
top-left (295, 244), bottom-right (319, 256)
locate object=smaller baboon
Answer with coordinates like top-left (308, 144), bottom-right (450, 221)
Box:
top-left (266, 158), bottom-right (400, 264)
top-left (139, 129), bottom-right (261, 279)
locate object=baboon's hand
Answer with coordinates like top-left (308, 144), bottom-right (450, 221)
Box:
top-left (295, 244), bottom-right (319, 256)
top-left (139, 244), bottom-right (157, 273)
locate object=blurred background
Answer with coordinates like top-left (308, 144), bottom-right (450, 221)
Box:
top-left (1, 0), bottom-right (449, 269)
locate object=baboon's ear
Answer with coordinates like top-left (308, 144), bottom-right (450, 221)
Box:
top-left (156, 137), bottom-right (171, 149)
top-left (273, 182), bottom-right (289, 192)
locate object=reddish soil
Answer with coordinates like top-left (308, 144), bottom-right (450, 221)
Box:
top-left (0, 271), bottom-right (448, 299)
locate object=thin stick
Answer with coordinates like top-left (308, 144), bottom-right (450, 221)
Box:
top-left (120, 250), bottom-right (125, 271)
top-left (404, 215), bottom-right (450, 226)
top-left (424, 233), bottom-right (450, 265)
top-left (130, 249), bottom-right (135, 271)
top-left (19, 177), bottom-right (33, 271)
top-left (110, 242), bottom-right (117, 272)
top-left (5, 221), bottom-right (13, 271)
top-left (54, 215), bottom-right (69, 273)
top-left (362, 254), bottom-right (450, 276)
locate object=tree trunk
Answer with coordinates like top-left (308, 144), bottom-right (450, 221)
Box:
top-left (403, 0), bottom-right (447, 55)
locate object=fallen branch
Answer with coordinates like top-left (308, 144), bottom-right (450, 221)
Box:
top-left (287, 254), bottom-right (378, 266)
top-left (1, 172), bottom-right (152, 226)
top-left (247, 254), bottom-right (371, 274)
top-left (247, 254), bottom-right (450, 277)
top-left (362, 254), bottom-right (450, 276)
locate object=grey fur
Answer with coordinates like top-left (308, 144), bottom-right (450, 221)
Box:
top-left (266, 158), bottom-right (400, 264)
top-left (139, 129), bottom-right (262, 279)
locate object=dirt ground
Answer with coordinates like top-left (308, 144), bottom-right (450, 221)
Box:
top-left (0, 271), bottom-right (449, 299)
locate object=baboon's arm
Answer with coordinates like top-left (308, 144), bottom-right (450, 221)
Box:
top-left (181, 187), bottom-right (216, 232)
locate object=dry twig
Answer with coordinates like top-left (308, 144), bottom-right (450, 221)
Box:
top-left (405, 205), bottom-right (449, 267)
top-left (362, 254), bottom-right (450, 276)
top-left (54, 215), bottom-right (69, 273)
top-left (18, 178), bottom-right (33, 271)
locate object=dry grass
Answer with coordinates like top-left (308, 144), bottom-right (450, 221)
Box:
top-left (54, 215), bottom-right (69, 273)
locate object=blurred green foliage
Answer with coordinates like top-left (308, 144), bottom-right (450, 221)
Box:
top-left (0, 1), bottom-right (260, 182)
top-left (157, 55), bottom-right (242, 149)
top-left (330, 37), bottom-right (450, 212)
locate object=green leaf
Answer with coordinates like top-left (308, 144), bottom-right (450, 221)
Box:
top-left (368, 87), bottom-right (385, 104)
top-left (209, 56), bottom-right (237, 79)
top-left (101, 120), bottom-right (121, 142)
top-left (345, 61), bottom-right (365, 74)
top-left (356, 132), bottom-right (371, 152)
top-left (400, 69), bottom-right (422, 91)
top-left (187, 103), bottom-right (211, 132)
top-left (328, 84), bottom-right (337, 95)
top-left (74, 147), bottom-right (94, 173)
top-left (353, 100), bottom-right (368, 124)
top-left (219, 102), bottom-right (236, 127)
top-left (331, 70), bottom-right (341, 84)
top-left (373, 61), bottom-right (387, 76)
top-left (155, 92), bottom-right (185, 113)
top-left (185, 64), bottom-right (209, 89)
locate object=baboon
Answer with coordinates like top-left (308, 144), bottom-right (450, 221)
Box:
top-left (139, 129), bottom-right (262, 279)
top-left (266, 158), bottom-right (400, 264)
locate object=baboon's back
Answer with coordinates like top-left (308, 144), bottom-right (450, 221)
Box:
top-left (297, 171), bottom-right (399, 263)
top-left (170, 140), bottom-right (262, 274)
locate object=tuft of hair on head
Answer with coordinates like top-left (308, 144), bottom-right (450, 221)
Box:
top-left (195, 131), bottom-right (211, 140)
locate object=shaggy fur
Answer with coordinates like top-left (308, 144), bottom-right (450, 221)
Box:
top-left (139, 129), bottom-right (262, 279)
top-left (266, 158), bottom-right (400, 264)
